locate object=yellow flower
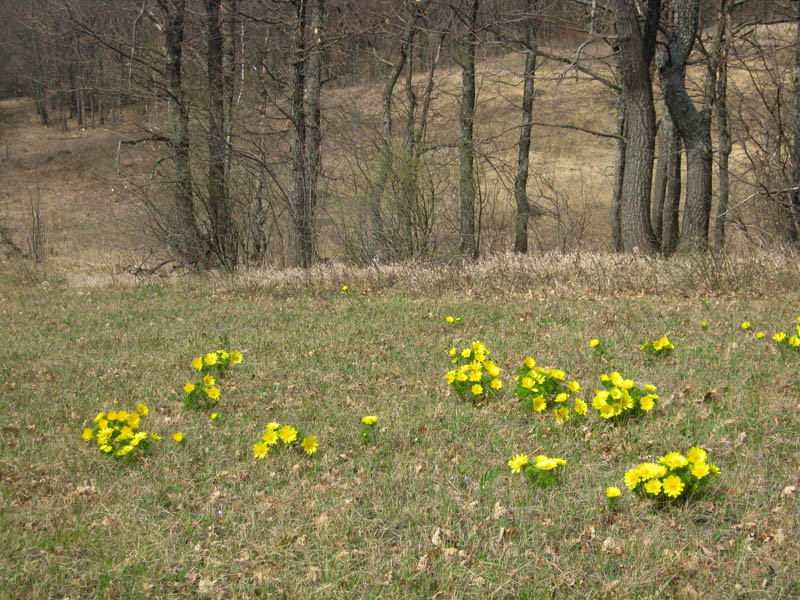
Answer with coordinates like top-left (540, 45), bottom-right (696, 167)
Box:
top-left (116, 445), bottom-right (133, 457)
top-left (532, 395), bottom-right (547, 413)
top-left (548, 369), bottom-right (565, 381)
top-left (211, 412), bottom-right (218, 420)
top-left (217, 349), bottom-right (229, 360)
top-left (567, 381), bottom-right (581, 393)
top-left (461, 348), bottom-right (471, 359)
top-left (126, 413), bottom-right (140, 428)
top-left (150, 433), bottom-right (161, 441)
top-left (261, 429), bottom-right (279, 445)
top-left (686, 447), bottom-right (707, 464)
top-left (361, 415), bottom-right (378, 426)
top-left (701, 321), bottom-right (707, 328)
top-left (600, 373), bottom-right (611, 382)
top-left (230, 350), bottom-right (243, 364)
top-left (455, 371), bottom-right (468, 382)
top-left (341, 285), bottom-right (349, 292)
top-left (574, 398), bottom-right (588, 415)
top-left (554, 406), bottom-right (570, 424)
top-left (93, 411), bottom-right (105, 423)
top-left (756, 331), bottom-right (765, 339)
top-left (639, 395), bottom-right (655, 411)
top-left (192, 357), bottom-right (203, 371)
top-left (589, 338), bottom-right (600, 348)
top-left (485, 361), bottom-right (500, 378)
top-left (136, 403), bottom-right (149, 416)
top-left (490, 378), bottom-right (503, 390)
top-left (535, 455), bottom-right (566, 471)
top-left (448, 347), bottom-right (457, 356)
top-left (662, 475), bottom-right (685, 498)
top-left (644, 384), bottom-right (657, 393)
top-left (644, 478), bottom-right (662, 496)
top-left (172, 432), bottom-right (184, 443)
top-left (100, 444), bottom-right (112, 453)
top-left (691, 462), bottom-right (710, 480)
top-left (205, 387), bottom-right (220, 400)
top-left (658, 452), bottom-right (688, 469)
top-left (445, 371), bottom-right (456, 385)
top-left (470, 384), bottom-right (483, 396)
top-left (554, 392), bottom-right (569, 403)
top-left (606, 486), bottom-right (621, 498)
top-left (204, 352), bottom-right (218, 366)
top-left (637, 462), bottom-right (666, 480)
top-left (446, 316), bottom-right (454, 323)
top-left (623, 468), bottom-right (640, 490)
top-left (278, 425), bottom-right (298, 444)
top-left (523, 356), bottom-right (536, 369)
top-left (741, 321), bottom-right (751, 330)
top-left (266, 422), bottom-right (280, 431)
top-left (107, 411), bottom-right (118, 421)
top-left (610, 372), bottom-right (625, 387)
top-left (508, 453), bottom-right (529, 473)
top-left (789, 335), bottom-right (800, 347)
top-left (253, 441), bottom-right (269, 459)
top-left (592, 390), bottom-right (609, 409)
top-left (301, 435), bottom-right (318, 455)
top-left (521, 376), bottom-right (534, 390)
top-left (708, 463), bottom-right (721, 475)
top-left (81, 428), bottom-right (93, 442)
top-left (468, 370), bottom-right (482, 382)
top-left (203, 374), bottom-right (215, 387)
top-left (184, 382), bottom-right (196, 394)
top-left (773, 332), bottom-right (787, 343)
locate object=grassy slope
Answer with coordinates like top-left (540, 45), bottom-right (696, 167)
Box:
top-left (1, 265), bottom-right (799, 599)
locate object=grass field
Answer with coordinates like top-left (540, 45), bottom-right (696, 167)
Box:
top-left (1, 255), bottom-right (799, 599)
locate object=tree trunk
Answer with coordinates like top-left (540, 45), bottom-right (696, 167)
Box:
top-left (162, 0), bottom-right (204, 264)
top-left (661, 115), bottom-right (682, 255)
top-left (458, 0), bottom-right (479, 259)
top-left (287, 0), bottom-right (309, 268)
top-left (788, 0), bottom-right (800, 243)
top-left (714, 0), bottom-right (732, 249)
top-left (513, 0), bottom-right (539, 254)
top-left (206, 0), bottom-right (235, 266)
top-left (304, 0), bottom-right (323, 263)
top-left (610, 48), bottom-right (626, 252)
top-left (613, 0), bottom-right (660, 254)
top-left (658, 0), bottom-right (712, 252)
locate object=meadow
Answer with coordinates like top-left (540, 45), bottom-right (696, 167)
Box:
top-left (1, 254), bottom-right (799, 599)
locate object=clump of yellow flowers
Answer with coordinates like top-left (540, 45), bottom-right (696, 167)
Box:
top-left (81, 403), bottom-right (160, 461)
top-left (252, 421), bottom-right (318, 460)
top-left (512, 356), bottom-right (587, 424)
top-left (591, 371), bottom-right (658, 420)
top-left (508, 452), bottom-right (567, 487)
top-left (640, 335), bottom-right (675, 357)
top-left (184, 348), bottom-right (243, 410)
top-left (623, 447), bottom-right (720, 503)
top-left (444, 341), bottom-right (503, 404)
top-left (772, 318), bottom-right (800, 355)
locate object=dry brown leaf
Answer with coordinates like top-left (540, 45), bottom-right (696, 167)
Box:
top-left (492, 500), bottom-right (506, 520)
top-left (781, 485), bottom-right (796, 498)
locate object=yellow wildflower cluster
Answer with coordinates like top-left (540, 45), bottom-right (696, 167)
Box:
top-left (508, 452), bottom-right (567, 486)
top-left (592, 372), bottom-right (658, 420)
top-left (184, 348), bottom-right (243, 409)
top-left (81, 403), bottom-right (160, 461)
top-left (253, 421), bottom-right (318, 460)
top-left (623, 447), bottom-right (720, 502)
top-left (444, 341), bottom-right (503, 404)
top-left (360, 415), bottom-right (379, 444)
top-left (771, 318), bottom-right (800, 353)
top-left (512, 356), bottom-right (586, 424)
top-left (640, 335), bottom-right (675, 357)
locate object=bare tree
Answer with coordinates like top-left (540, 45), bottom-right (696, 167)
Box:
top-left (458, 0), bottom-right (479, 259)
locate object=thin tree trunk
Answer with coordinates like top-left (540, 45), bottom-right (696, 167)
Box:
top-left (613, 0), bottom-right (660, 254)
top-left (287, 0), bottom-right (309, 267)
top-left (513, 0), bottom-right (539, 254)
top-left (459, 0), bottom-right (479, 259)
top-left (661, 117), bottom-right (682, 255)
top-left (788, 0), bottom-right (800, 242)
top-left (610, 49), bottom-right (625, 252)
top-left (658, 0), bottom-right (712, 252)
top-left (304, 0), bottom-right (323, 265)
top-left (162, 0), bottom-right (204, 264)
top-left (206, 0), bottom-right (235, 266)
top-left (714, 0), bottom-right (732, 249)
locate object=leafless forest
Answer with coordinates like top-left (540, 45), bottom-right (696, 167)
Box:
top-left (1, 0), bottom-right (799, 271)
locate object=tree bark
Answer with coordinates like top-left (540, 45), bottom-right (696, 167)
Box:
top-left (206, 0), bottom-right (235, 266)
top-left (610, 46), bottom-right (625, 252)
top-left (714, 0), bottom-right (732, 249)
top-left (658, 0), bottom-right (712, 252)
top-left (513, 0), bottom-right (539, 254)
top-left (660, 110), bottom-right (682, 255)
top-left (458, 0), bottom-right (479, 259)
top-left (304, 0), bottom-right (323, 262)
top-left (161, 0), bottom-right (204, 264)
top-left (612, 0), bottom-right (660, 254)
top-left (287, 0), bottom-right (309, 267)
top-left (788, 0), bottom-right (800, 243)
